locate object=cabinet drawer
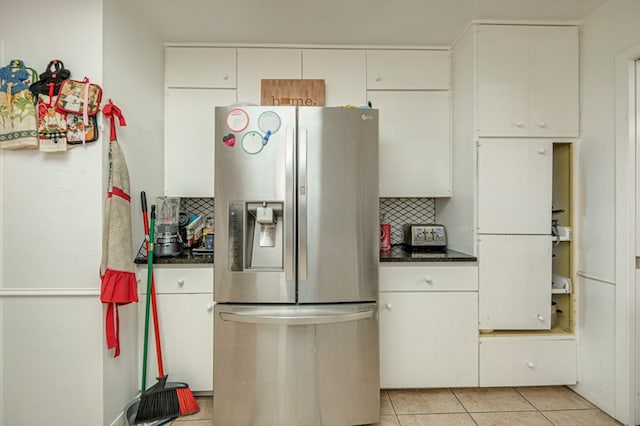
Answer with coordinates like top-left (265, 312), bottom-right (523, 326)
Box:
top-left (380, 265), bottom-right (477, 292)
top-left (138, 266), bottom-right (214, 294)
top-left (366, 50), bottom-right (450, 90)
top-left (165, 47), bottom-right (236, 88)
top-left (479, 338), bottom-right (576, 386)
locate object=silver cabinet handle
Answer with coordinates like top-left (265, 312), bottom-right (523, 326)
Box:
top-left (219, 310), bottom-right (373, 325)
top-left (298, 127), bottom-right (308, 281)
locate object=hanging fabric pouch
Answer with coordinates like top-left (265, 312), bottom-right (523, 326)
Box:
top-left (30, 59), bottom-right (71, 100)
top-left (37, 93), bottom-right (67, 152)
top-left (56, 77), bottom-right (102, 144)
top-left (0, 60), bottom-right (38, 150)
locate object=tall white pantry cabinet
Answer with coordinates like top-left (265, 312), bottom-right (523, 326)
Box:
top-left (455, 23), bottom-right (579, 386)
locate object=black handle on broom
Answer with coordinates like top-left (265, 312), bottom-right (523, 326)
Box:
top-left (141, 205), bottom-right (156, 393)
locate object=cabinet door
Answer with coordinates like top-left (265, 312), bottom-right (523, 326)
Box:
top-left (528, 27), bottom-right (579, 137)
top-left (369, 91), bottom-right (450, 197)
top-left (366, 50), bottom-right (450, 90)
top-left (478, 234), bottom-right (552, 330)
top-left (141, 293), bottom-right (214, 392)
top-left (477, 25), bottom-right (528, 137)
top-left (237, 48), bottom-right (302, 105)
top-left (379, 292), bottom-right (478, 388)
top-left (477, 139), bottom-right (552, 234)
top-left (302, 49), bottom-right (366, 106)
top-left (165, 47), bottom-right (236, 88)
top-left (165, 88), bottom-right (236, 196)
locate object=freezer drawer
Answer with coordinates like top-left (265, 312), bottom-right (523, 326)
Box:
top-left (214, 303), bottom-right (380, 426)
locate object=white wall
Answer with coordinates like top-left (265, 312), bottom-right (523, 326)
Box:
top-left (1, 0), bottom-right (105, 423)
top-left (577, 0), bottom-right (640, 423)
top-left (102, 0), bottom-right (164, 423)
top-left (0, 0), bottom-right (163, 424)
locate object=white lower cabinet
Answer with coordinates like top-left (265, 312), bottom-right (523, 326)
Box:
top-left (479, 337), bottom-right (577, 387)
top-left (379, 264), bottom-right (478, 388)
top-left (138, 266), bottom-right (214, 392)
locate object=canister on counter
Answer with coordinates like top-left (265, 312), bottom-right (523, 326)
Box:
top-left (380, 214), bottom-right (391, 251)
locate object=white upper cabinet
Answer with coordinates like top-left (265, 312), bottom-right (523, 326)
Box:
top-left (237, 48), bottom-right (302, 105)
top-left (366, 50), bottom-right (450, 90)
top-left (477, 139), bottom-right (552, 234)
top-left (477, 25), bottom-right (579, 137)
top-left (302, 49), bottom-right (367, 106)
top-left (165, 88), bottom-right (237, 196)
top-left (165, 47), bottom-right (237, 88)
top-left (369, 91), bottom-right (451, 197)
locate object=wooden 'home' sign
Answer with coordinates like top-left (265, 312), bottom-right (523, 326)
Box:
top-left (261, 79), bottom-right (325, 106)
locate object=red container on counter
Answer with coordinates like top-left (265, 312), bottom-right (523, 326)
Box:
top-left (380, 223), bottom-right (391, 251)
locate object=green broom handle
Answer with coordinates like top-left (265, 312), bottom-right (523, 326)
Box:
top-left (141, 205), bottom-right (156, 393)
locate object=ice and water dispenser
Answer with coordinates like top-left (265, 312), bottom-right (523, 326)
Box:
top-left (228, 201), bottom-right (284, 271)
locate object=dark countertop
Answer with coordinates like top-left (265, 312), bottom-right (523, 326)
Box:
top-left (379, 244), bottom-right (477, 262)
top-left (136, 244), bottom-right (476, 265)
top-left (135, 248), bottom-right (213, 265)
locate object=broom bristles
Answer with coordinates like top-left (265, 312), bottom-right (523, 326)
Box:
top-left (176, 386), bottom-right (199, 416)
top-left (134, 376), bottom-right (199, 424)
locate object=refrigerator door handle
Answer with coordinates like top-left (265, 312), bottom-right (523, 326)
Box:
top-left (285, 126), bottom-right (295, 282)
top-left (298, 127), bottom-right (308, 281)
top-left (219, 309), bottom-right (373, 325)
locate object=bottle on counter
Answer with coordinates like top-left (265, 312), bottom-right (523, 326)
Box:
top-left (380, 214), bottom-right (391, 251)
top-left (203, 216), bottom-right (214, 250)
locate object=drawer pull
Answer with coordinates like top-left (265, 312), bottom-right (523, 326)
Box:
top-left (375, 76), bottom-right (381, 82)
top-left (385, 303), bottom-right (392, 310)
top-left (527, 362), bottom-right (535, 369)
top-left (177, 279), bottom-right (185, 286)
top-left (537, 314), bottom-right (544, 321)
top-left (223, 73), bottom-right (229, 80)
top-left (206, 302), bottom-right (215, 312)
top-left (424, 276), bottom-right (433, 284)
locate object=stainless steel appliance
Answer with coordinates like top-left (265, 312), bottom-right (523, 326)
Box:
top-left (155, 196), bottom-right (183, 257)
top-left (214, 106), bottom-right (380, 426)
top-left (403, 223), bottom-right (447, 249)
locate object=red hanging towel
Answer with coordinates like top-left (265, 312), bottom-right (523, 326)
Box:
top-left (100, 101), bottom-right (137, 357)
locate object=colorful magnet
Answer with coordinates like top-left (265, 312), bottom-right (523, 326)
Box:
top-left (242, 131), bottom-right (264, 155)
top-left (262, 130), bottom-right (272, 145)
top-left (226, 108), bottom-right (249, 132)
top-left (258, 111), bottom-right (281, 134)
top-left (223, 133), bottom-right (236, 147)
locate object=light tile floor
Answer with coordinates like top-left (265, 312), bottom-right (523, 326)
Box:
top-left (170, 386), bottom-right (622, 425)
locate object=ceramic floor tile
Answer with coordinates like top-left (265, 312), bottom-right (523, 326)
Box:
top-left (516, 386), bottom-right (595, 410)
top-left (387, 389), bottom-right (465, 415)
top-left (471, 411), bottom-right (554, 425)
top-left (452, 387), bottom-right (535, 412)
top-left (172, 396), bottom-right (213, 422)
top-left (381, 391), bottom-right (395, 415)
top-left (541, 409), bottom-right (622, 425)
top-left (372, 414), bottom-right (401, 426)
top-left (170, 421), bottom-right (212, 426)
top-left (397, 413), bottom-right (476, 425)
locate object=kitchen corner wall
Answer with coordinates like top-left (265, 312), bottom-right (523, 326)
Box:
top-left (0, 1), bottom-right (164, 425)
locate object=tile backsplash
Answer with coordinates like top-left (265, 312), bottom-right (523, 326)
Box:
top-left (180, 197), bottom-right (435, 246)
top-left (380, 198), bottom-right (436, 245)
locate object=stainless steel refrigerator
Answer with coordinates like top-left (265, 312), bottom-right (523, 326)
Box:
top-left (213, 106), bottom-right (380, 426)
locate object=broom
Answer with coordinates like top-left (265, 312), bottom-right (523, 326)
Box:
top-left (135, 197), bottom-right (199, 423)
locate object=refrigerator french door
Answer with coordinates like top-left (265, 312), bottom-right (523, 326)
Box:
top-left (214, 106), bottom-right (380, 426)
